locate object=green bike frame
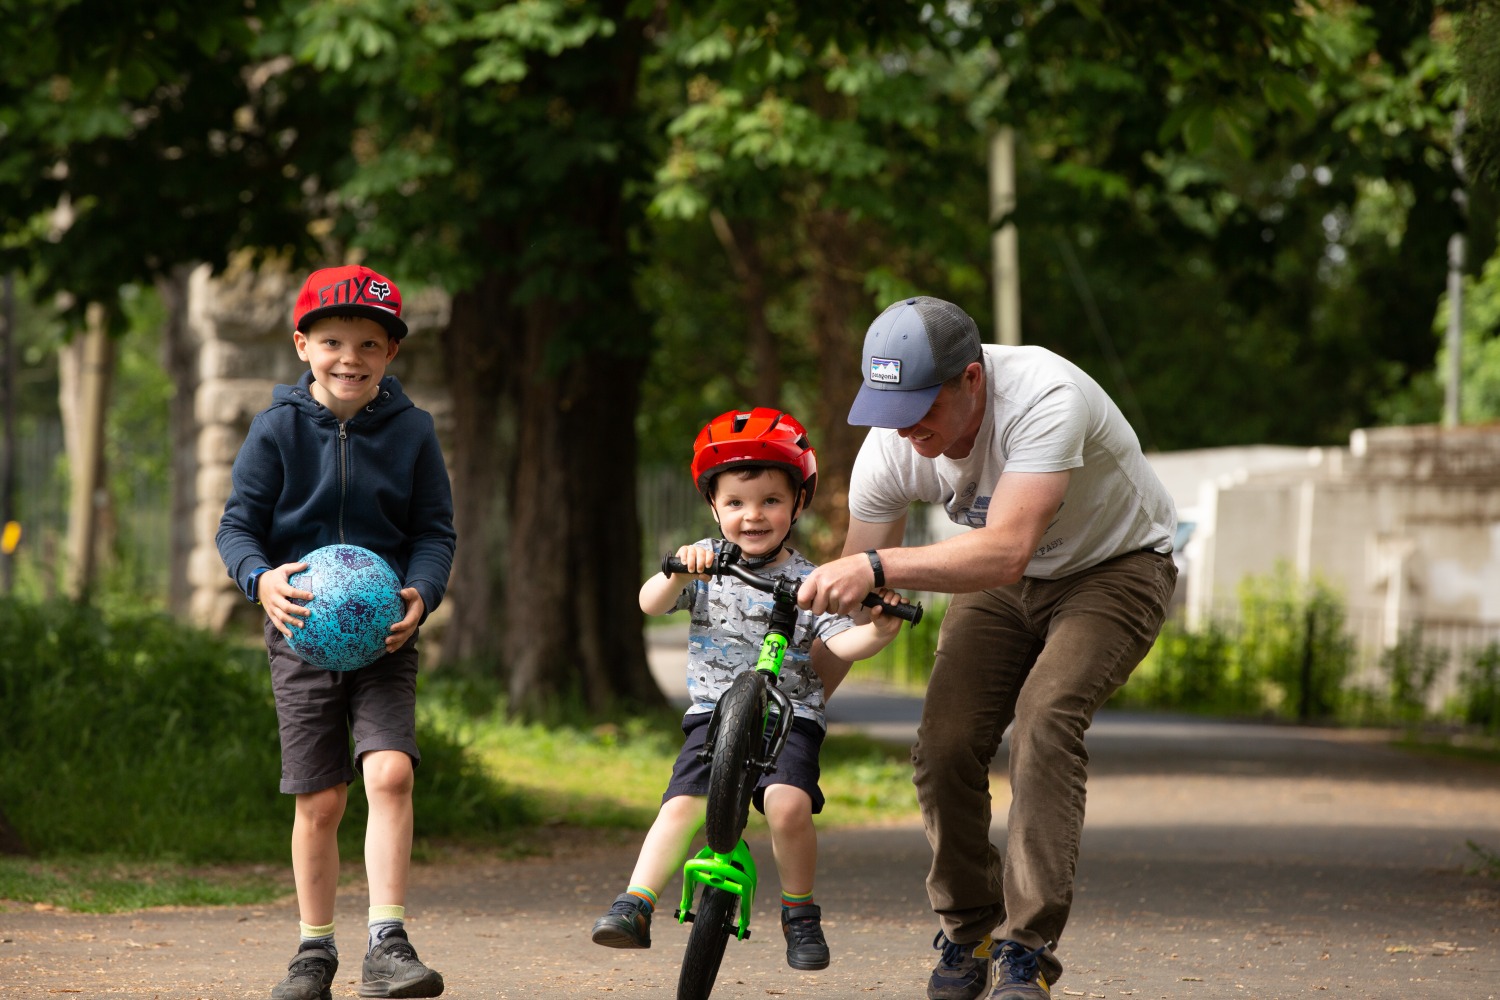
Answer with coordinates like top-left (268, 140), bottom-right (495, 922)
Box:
top-left (675, 555), bottom-right (801, 940)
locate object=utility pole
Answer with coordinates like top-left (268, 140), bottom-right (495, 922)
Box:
top-left (989, 125), bottom-right (1021, 346)
top-left (1445, 108), bottom-right (1468, 429)
top-left (1, 273), bottom-right (16, 594)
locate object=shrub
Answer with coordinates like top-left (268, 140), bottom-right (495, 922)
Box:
top-left (1380, 626), bottom-right (1449, 726)
top-left (1116, 617), bottom-right (1242, 712)
top-left (1455, 642), bottom-right (1500, 734)
top-left (1232, 565), bottom-right (1354, 721)
top-left (0, 597), bottom-right (529, 862)
top-left (856, 596), bottom-right (948, 687)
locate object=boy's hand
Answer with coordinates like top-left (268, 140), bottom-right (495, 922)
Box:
top-left (868, 588), bottom-right (908, 638)
top-left (387, 587), bottom-right (425, 652)
top-left (672, 543), bottom-right (715, 580)
top-left (259, 562), bottom-right (312, 639)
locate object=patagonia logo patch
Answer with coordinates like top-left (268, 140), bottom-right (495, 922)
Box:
top-left (869, 356), bottom-right (902, 384)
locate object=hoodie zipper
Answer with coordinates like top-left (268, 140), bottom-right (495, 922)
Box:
top-left (337, 420), bottom-right (348, 543)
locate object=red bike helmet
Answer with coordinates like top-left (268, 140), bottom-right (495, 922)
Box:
top-left (691, 407), bottom-right (818, 514)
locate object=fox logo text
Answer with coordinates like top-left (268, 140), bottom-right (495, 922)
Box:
top-left (317, 276), bottom-right (397, 313)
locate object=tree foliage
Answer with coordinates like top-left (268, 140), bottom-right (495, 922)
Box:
top-left (639, 1), bottom-right (1493, 473)
top-left (4, 0), bottom-right (1497, 717)
top-left (0, 0), bottom-right (331, 328)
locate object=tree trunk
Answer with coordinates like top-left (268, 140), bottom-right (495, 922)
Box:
top-left (709, 209), bottom-right (781, 405)
top-left (439, 273), bottom-right (515, 667)
top-left (803, 208), bottom-right (867, 562)
top-left (157, 265), bottom-right (198, 616)
top-left (504, 301), bottom-right (661, 716)
top-left (496, 0), bottom-right (663, 717)
top-left (59, 306), bottom-right (115, 603)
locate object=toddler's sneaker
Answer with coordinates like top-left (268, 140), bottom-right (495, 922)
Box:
top-left (986, 940), bottom-right (1052, 1000)
top-left (271, 942), bottom-right (338, 1000)
top-left (781, 904), bottom-right (830, 970)
top-left (358, 928), bottom-right (444, 998)
top-left (928, 930), bottom-right (993, 1000)
top-left (590, 892), bottom-right (653, 949)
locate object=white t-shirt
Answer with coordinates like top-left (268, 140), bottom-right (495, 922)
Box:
top-left (848, 344), bottom-right (1176, 580)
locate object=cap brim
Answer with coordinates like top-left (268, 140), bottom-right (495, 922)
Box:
top-left (847, 382), bottom-right (941, 428)
top-left (297, 304), bottom-right (408, 341)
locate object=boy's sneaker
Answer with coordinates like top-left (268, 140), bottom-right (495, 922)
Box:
top-left (590, 893), bottom-right (653, 949)
top-left (358, 928), bottom-right (444, 998)
top-left (986, 940), bottom-right (1052, 1000)
top-left (271, 942), bottom-right (338, 1000)
top-left (781, 904), bottom-right (830, 970)
top-left (928, 931), bottom-right (993, 1000)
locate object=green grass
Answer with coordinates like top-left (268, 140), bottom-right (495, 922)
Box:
top-left (0, 702), bottom-right (918, 912)
top-left (0, 598), bottom-right (920, 913)
top-left (1393, 731), bottom-right (1500, 764)
top-left (0, 856), bottom-right (286, 913)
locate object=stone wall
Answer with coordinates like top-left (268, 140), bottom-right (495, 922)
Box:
top-left (1186, 424), bottom-right (1500, 701)
top-left (183, 263), bottom-right (453, 635)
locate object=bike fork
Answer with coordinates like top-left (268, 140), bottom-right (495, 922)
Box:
top-left (677, 839), bottom-right (759, 940)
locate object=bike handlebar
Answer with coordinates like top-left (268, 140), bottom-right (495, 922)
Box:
top-left (662, 553), bottom-right (923, 625)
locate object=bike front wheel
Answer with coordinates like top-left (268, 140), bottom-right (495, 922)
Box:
top-left (677, 885), bottom-right (737, 1000)
top-left (704, 672), bottom-right (764, 854)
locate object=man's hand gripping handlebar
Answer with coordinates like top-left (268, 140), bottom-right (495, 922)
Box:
top-left (662, 542), bottom-right (923, 626)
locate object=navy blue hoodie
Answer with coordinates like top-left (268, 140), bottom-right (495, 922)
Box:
top-left (216, 372), bottom-right (456, 619)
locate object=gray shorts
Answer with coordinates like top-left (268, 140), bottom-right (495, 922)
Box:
top-left (265, 619), bottom-right (422, 795)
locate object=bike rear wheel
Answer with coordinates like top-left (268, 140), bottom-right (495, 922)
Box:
top-left (677, 885), bottom-right (737, 1000)
top-left (704, 672), bottom-right (764, 854)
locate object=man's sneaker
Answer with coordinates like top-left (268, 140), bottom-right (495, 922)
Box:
top-left (590, 893), bottom-right (653, 949)
top-left (986, 940), bottom-right (1052, 1000)
top-left (928, 930), bottom-right (993, 1000)
top-left (781, 904), bottom-right (830, 970)
top-left (358, 928), bottom-right (444, 998)
top-left (271, 943), bottom-right (338, 1000)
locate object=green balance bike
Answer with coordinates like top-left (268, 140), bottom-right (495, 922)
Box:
top-left (661, 542), bottom-right (922, 1000)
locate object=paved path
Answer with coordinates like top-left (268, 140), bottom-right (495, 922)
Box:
top-left (3, 632), bottom-right (1498, 999)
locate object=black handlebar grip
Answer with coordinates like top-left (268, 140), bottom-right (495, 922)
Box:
top-left (861, 592), bottom-right (923, 625)
top-left (662, 555), bottom-right (690, 576)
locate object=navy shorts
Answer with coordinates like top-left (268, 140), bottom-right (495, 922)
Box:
top-left (663, 709), bottom-right (826, 814)
top-left (265, 619), bottom-right (422, 795)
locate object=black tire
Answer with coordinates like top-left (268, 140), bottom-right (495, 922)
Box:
top-left (704, 672), bottom-right (763, 854)
top-left (677, 885), bottom-right (737, 1000)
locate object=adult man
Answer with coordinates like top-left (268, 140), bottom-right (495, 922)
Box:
top-left (798, 297), bottom-right (1177, 1000)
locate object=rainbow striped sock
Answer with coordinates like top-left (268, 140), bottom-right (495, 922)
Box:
top-left (626, 885), bottom-right (658, 912)
top-left (781, 890), bottom-right (814, 910)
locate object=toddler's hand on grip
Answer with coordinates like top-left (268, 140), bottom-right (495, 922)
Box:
top-left (675, 543), bottom-right (714, 579)
top-left (869, 588), bottom-right (907, 636)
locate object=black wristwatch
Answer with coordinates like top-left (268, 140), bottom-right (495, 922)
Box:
top-left (865, 549), bottom-right (885, 589)
top-left (247, 567), bottom-right (270, 605)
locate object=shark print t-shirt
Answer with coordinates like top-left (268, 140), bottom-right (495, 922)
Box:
top-left (671, 542), bottom-right (855, 729)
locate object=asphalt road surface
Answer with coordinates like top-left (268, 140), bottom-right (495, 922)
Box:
top-left (3, 635), bottom-right (1498, 999)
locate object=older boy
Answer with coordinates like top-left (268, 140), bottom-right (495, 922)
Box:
top-left (217, 264), bottom-right (457, 1000)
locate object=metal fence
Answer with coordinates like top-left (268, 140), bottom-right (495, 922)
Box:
top-left (1175, 597), bottom-right (1500, 718)
top-left (3, 418), bottom-right (172, 598)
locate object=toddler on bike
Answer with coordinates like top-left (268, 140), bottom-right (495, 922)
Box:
top-left (590, 407), bottom-right (905, 971)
